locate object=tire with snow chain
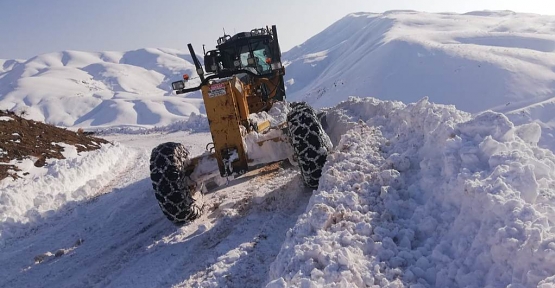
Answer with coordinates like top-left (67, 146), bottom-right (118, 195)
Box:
top-left (287, 102), bottom-right (333, 188)
top-left (149, 142), bottom-right (201, 225)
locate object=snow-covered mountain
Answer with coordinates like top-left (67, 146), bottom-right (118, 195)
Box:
top-left (284, 10), bottom-right (555, 111)
top-left (0, 48), bottom-right (203, 128)
top-left (283, 10), bottom-right (555, 148)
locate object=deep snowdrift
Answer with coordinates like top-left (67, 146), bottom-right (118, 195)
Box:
top-left (0, 143), bottom-right (137, 246)
top-left (268, 97), bottom-right (555, 287)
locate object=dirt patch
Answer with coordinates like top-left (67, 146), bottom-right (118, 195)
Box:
top-left (0, 110), bottom-right (109, 181)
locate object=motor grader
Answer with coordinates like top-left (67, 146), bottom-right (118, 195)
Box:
top-left (149, 26), bottom-right (332, 224)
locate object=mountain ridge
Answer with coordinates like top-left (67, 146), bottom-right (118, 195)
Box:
top-left (1, 10), bottom-right (555, 148)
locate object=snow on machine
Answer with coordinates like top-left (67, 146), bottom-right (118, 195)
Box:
top-left (149, 26), bottom-right (332, 224)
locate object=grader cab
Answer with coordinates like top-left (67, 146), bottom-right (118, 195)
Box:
top-left (149, 26), bottom-right (332, 224)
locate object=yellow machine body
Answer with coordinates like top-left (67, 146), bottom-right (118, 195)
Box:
top-left (201, 73), bottom-right (282, 177)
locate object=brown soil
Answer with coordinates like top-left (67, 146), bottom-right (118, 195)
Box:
top-left (0, 110), bottom-right (109, 181)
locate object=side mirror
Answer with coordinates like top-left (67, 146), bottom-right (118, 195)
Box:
top-left (172, 80), bottom-right (185, 91)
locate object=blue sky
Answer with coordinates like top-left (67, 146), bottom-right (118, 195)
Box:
top-left (0, 0), bottom-right (554, 59)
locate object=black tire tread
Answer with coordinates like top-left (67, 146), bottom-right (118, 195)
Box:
top-left (149, 142), bottom-right (201, 224)
top-left (287, 102), bottom-right (332, 188)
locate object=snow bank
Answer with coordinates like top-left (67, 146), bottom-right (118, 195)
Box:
top-left (268, 97), bottom-right (555, 287)
top-left (0, 143), bottom-right (137, 246)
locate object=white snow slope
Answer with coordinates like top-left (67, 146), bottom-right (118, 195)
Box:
top-left (1, 9), bottom-right (555, 288)
top-left (0, 48), bottom-right (204, 128)
top-left (282, 10), bottom-right (555, 149)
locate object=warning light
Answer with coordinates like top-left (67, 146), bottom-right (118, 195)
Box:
top-left (183, 74), bottom-right (190, 81)
top-left (265, 58), bottom-right (272, 64)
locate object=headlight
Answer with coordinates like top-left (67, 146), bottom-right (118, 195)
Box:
top-left (234, 60), bottom-right (241, 67)
top-left (196, 68), bottom-right (204, 76)
top-left (247, 57), bottom-right (256, 66)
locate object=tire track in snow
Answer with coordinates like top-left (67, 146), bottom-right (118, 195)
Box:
top-left (0, 147), bottom-right (154, 288)
top-left (166, 167), bottom-right (313, 288)
top-left (1, 132), bottom-right (314, 288)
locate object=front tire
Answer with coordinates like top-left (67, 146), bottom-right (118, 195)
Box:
top-left (287, 102), bottom-right (332, 188)
top-left (150, 142), bottom-right (202, 224)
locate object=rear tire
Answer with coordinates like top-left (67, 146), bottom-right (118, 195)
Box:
top-left (287, 102), bottom-right (332, 188)
top-left (150, 142), bottom-right (202, 224)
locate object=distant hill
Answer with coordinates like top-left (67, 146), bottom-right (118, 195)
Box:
top-left (281, 10), bottom-right (555, 148)
top-left (0, 48), bottom-right (204, 128)
top-left (283, 10), bottom-right (555, 112)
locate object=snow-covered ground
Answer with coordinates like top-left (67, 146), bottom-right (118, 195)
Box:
top-left (2, 96), bottom-right (554, 287)
top-left (2, 9), bottom-right (555, 288)
top-left (0, 130), bottom-right (312, 288)
top-left (269, 97), bottom-right (555, 287)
